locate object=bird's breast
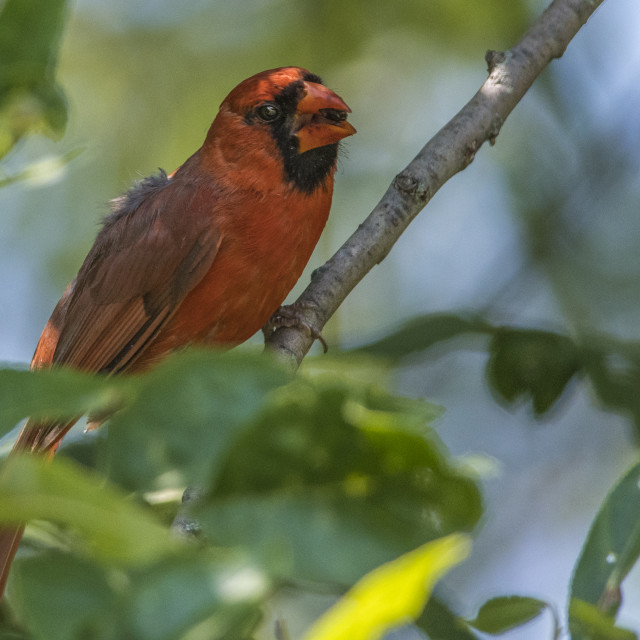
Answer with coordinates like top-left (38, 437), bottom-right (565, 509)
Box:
top-left (143, 182), bottom-right (333, 359)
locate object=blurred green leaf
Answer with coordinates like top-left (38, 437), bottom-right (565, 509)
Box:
top-left (466, 595), bottom-right (549, 635)
top-left (581, 343), bottom-right (640, 436)
top-left (9, 548), bottom-right (267, 640)
top-left (11, 552), bottom-right (118, 640)
top-left (0, 147), bottom-right (84, 189)
top-left (0, 455), bottom-right (173, 566)
top-left (198, 377), bottom-right (481, 585)
top-left (126, 554), bottom-right (267, 640)
top-left (283, 0), bottom-right (531, 67)
top-left (487, 328), bottom-right (581, 415)
top-left (0, 0), bottom-right (69, 157)
top-left (0, 597), bottom-right (30, 639)
top-left (0, 366), bottom-right (124, 440)
top-left (569, 600), bottom-right (637, 640)
top-left (569, 460), bottom-right (640, 638)
top-left (417, 597), bottom-right (480, 640)
top-left (106, 349), bottom-right (292, 491)
top-left (302, 360), bottom-right (444, 429)
top-left (0, 631), bottom-right (28, 639)
top-left (0, 452), bottom-right (268, 639)
top-left (0, 350), bottom-right (481, 637)
top-left (301, 534), bottom-right (470, 640)
top-left (354, 313), bottom-right (492, 361)
top-left (358, 317), bottom-right (583, 416)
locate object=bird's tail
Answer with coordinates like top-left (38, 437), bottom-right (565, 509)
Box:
top-left (0, 285), bottom-right (75, 598)
top-left (0, 417), bottom-right (76, 599)
top-left (0, 526), bottom-right (24, 598)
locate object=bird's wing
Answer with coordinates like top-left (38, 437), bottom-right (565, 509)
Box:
top-left (48, 175), bottom-right (221, 374)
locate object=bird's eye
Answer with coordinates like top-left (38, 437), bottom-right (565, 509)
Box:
top-left (256, 103), bottom-right (281, 122)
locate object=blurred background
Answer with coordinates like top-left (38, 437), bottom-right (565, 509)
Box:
top-left (1, 0), bottom-right (640, 636)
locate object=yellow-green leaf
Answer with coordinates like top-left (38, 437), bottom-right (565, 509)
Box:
top-left (302, 533), bottom-right (471, 640)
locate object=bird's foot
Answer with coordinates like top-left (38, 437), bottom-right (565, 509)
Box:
top-left (262, 302), bottom-right (328, 352)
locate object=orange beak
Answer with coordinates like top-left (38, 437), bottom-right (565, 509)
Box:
top-left (295, 81), bottom-right (356, 154)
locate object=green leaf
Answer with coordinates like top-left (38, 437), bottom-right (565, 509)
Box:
top-left (0, 366), bottom-right (124, 440)
top-left (0, 0), bottom-right (69, 157)
top-left (569, 460), bottom-right (640, 637)
top-left (0, 455), bottom-right (173, 566)
top-left (0, 451), bottom-right (268, 639)
top-left (11, 552), bottom-right (119, 640)
top-left (301, 534), bottom-right (470, 640)
top-left (126, 554), bottom-right (268, 640)
top-left (581, 343), bottom-right (640, 436)
top-left (466, 596), bottom-right (548, 635)
top-left (0, 147), bottom-right (84, 189)
top-left (417, 597), bottom-right (480, 640)
top-left (0, 598), bottom-right (31, 638)
top-left (9, 548), bottom-right (267, 640)
top-left (198, 377), bottom-right (482, 584)
top-left (106, 349), bottom-right (291, 491)
top-left (487, 328), bottom-right (581, 415)
top-left (569, 600), bottom-right (637, 640)
top-left (354, 313), bottom-right (492, 361)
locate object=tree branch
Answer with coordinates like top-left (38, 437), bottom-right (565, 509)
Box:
top-left (264, 0), bottom-right (606, 367)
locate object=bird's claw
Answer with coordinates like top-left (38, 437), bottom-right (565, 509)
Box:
top-left (262, 302), bottom-right (328, 352)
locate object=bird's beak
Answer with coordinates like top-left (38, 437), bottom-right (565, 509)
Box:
top-left (295, 81), bottom-right (356, 154)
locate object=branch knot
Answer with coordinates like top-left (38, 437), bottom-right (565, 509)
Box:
top-left (485, 49), bottom-right (507, 72)
top-left (393, 171), bottom-right (430, 202)
top-left (394, 171), bottom-right (417, 193)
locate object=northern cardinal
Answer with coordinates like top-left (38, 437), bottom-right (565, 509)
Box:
top-left (0, 66), bottom-right (355, 597)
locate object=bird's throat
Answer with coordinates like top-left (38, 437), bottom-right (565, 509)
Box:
top-left (279, 142), bottom-right (339, 194)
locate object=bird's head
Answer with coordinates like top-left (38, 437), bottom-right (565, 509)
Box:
top-left (204, 67), bottom-right (356, 193)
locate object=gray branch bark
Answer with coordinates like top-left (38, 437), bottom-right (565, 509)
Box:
top-left (264, 0), bottom-right (606, 367)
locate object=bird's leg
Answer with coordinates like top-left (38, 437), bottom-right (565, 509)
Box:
top-left (262, 301), bottom-right (328, 352)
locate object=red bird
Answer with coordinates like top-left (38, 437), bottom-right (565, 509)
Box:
top-left (0, 66), bottom-right (355, 597)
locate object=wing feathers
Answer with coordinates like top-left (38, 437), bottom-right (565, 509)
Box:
top-left (16, 168), bottom-right (220, 456)
top-left (50, 169), bottom-right (221, 374)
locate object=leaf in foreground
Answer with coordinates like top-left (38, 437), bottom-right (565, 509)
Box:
top-left (0, 455), bottom-right (173, 566)
top-left (107, 349), bottom-right (291, 491)
top-left (198, 379), bottom-right (482, 584)
top-left (9, 549), bottom-right (268, 640)
top-left (301, 534), bottom-right (471, 640)
top-left (10, 552), bottom-right (118, 640)
top-left (0, 366), bottom-right (122, 439)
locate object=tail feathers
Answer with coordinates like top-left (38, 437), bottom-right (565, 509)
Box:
top-left (0, 417), bottom-right (75, 601)
top-left (13, 417), bottom-right (77, 455)
top-left (0, 284), bottom-right (70, 599)
top-left (0, 526), bottom-right (25, 598)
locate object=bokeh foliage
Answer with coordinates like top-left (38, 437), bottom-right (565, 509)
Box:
top-left (2, 0), bottom-right (640, 639)
top-left (357, 312), bottom-right (640, 432)
top-left (0, 350), bottom-right (481, 639)
top-left (0, 0), bottom-right (68, 159)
